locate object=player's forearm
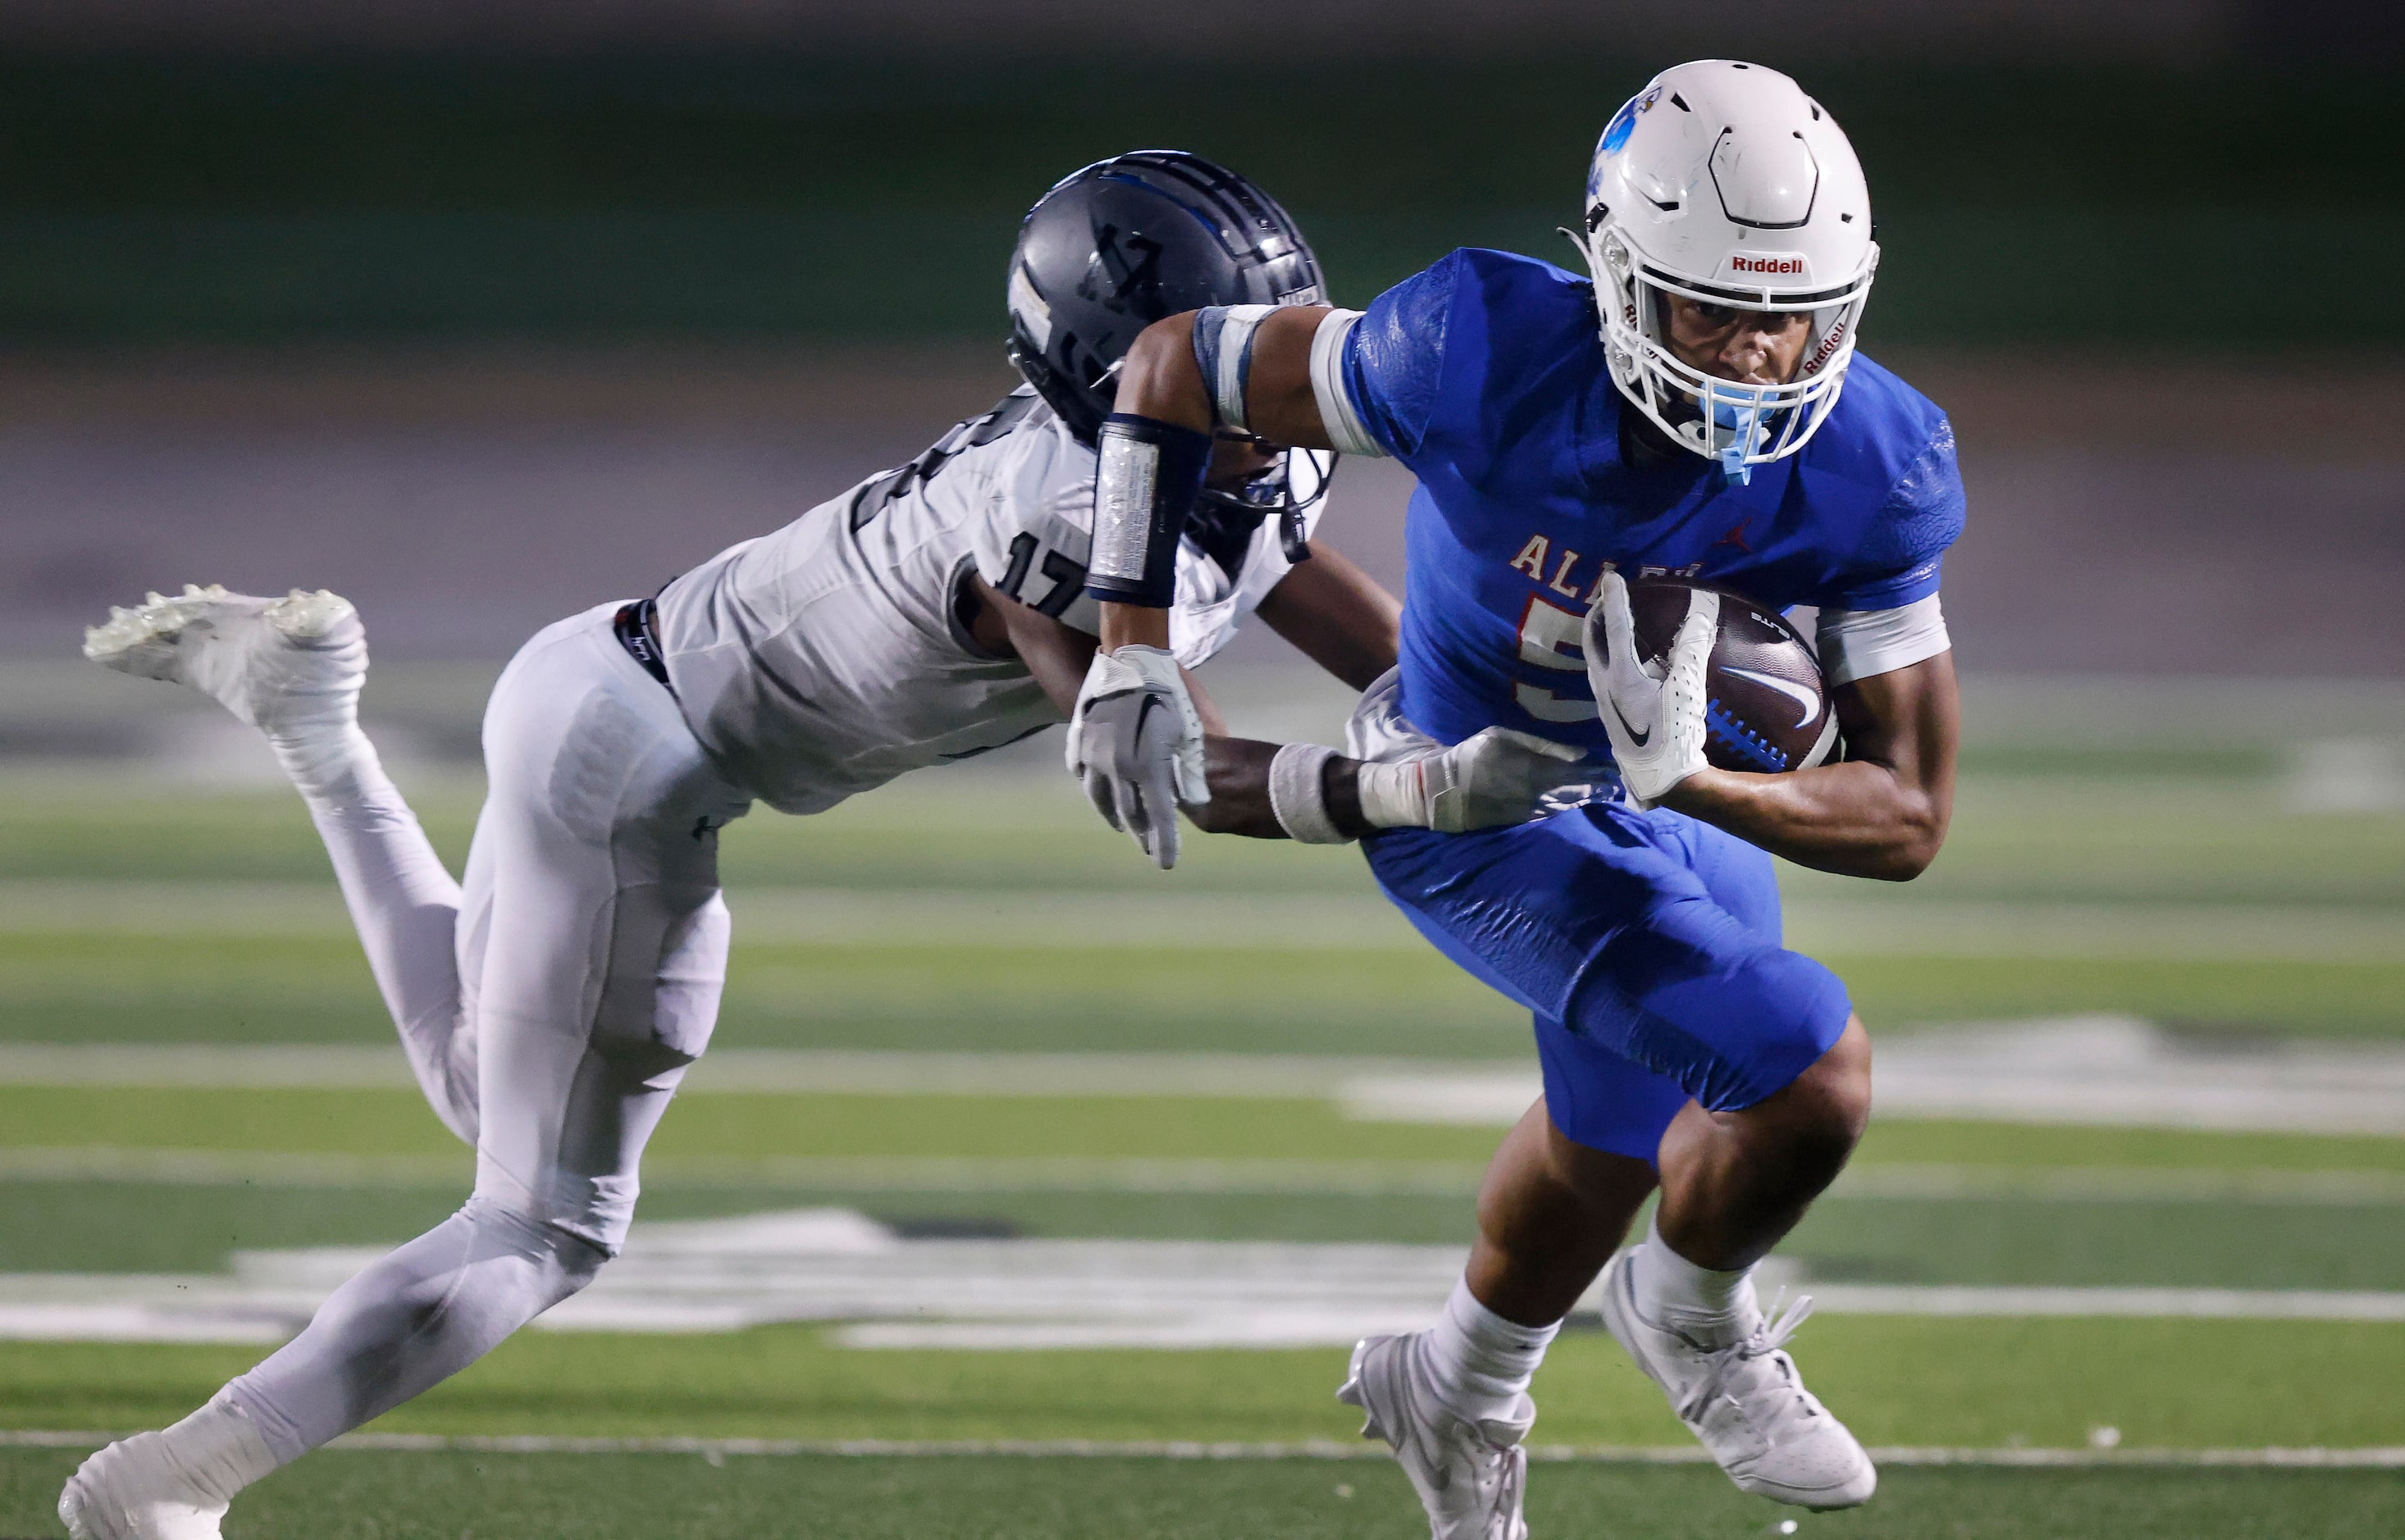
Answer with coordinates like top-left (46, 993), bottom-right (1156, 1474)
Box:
top-left (1093, 317), bottom-right (1214, 654)
top-left (1661, 760), bottom-right (1950, 881)
top-left (1100, 600), bottom-right (1172, 653)
top-left (1187, 736), bottom-right (1371, 840)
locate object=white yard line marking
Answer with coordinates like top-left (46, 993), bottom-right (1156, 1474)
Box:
top-left (2, 1428), bottom-right (2400, 1468)
top-left (0, 882), bottom-right (1426, 951)
top-left (18, 1018), bottom-right (2405, 1143)
top-left (2, 880), bottom-right (2398, 962)
top-left (0, 1146), bottom-right (1492, 1194)
top-left (1827, 1164), bottom-right (2405, 1205)
top-left (5, 1145), bottom-right (2401, 1205)
top-left (1784, 897), bottom-right (2405, 963)
top-left (4, 1211), bottom-right (2403, 1347)
top-left (0, 1045), bottom-right (419, 1090)
top-left (1342, 1016), bottom-right (2405, 1136)
top-left (0, 1045), bottom-right (1517, 1097)
top-left (1796, 1287), bottom-right (2405, 1321)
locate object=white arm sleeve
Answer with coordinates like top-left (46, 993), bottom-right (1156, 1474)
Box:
top-left (1815, 594), bottom-right (1951, 687)
top-left (1308, 309), bottom-right (1387, 459)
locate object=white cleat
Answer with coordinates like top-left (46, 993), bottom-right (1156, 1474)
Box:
top-left (84, 583), bottom-right (365, 737)
top-left (1337, 1333), bottom-right (1532, 1540)
top-left (1598, 1248), bottom-right (1876, 1510)
top-left (58, 1432), bottom-right (230, 1540)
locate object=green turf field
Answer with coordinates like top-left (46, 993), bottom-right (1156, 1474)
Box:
top-left (7, 1444), bottom-right (2402, 1540)
top-left (0, 698), bottom-right (2399, 1536)
top-left (8, 1318), bottom-right (2404, 1449)
top-left (2, 741), bottom-right (2400, 1048)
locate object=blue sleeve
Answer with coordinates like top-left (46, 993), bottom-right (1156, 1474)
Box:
top-left (1339, 252), bottom-right (1465, 460)
top-left (1826, 416), bottom-right (1966, 610)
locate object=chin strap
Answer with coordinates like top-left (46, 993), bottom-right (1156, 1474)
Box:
top-left (1279, 503), bottom-right (1312, 563)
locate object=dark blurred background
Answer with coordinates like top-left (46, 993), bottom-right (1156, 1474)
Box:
top-left (0, 0), bottom-right (2400, 670)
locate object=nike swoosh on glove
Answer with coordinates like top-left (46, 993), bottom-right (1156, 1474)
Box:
top-left (1584, 571), bottom-right (1717, 809)
top-left (1065, 644), bottom-right (1208, 869)
top-left (1358, 727), bottom-right (1589, 833)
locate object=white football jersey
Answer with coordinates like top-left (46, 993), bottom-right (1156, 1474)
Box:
top-left (652, 386), bottom-right (1314, 815)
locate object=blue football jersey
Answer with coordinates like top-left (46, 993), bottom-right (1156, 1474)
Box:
top-left (1339, 248), bottom-right (1965, 754)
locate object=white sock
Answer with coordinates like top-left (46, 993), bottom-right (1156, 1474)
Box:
top-left (1632, 1213), bottom-right (1757, 1347)
top-left (156, 1394), bottom-right (285, 1504)
top-left (1419, 1277), bottom-right (1558, 1428)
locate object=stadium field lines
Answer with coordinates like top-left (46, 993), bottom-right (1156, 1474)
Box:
top-left (16, 1429), bottom-right (2405, 1467)
top-left (5, 879), bottom-right (2400, 968)
top-left (8, 1146), bottom-right (2405, 1205)
top-left (3, 933), bottom-right (2398, 1050)
top-left (7, 1444), bottom-right (2403, 1540)
top-left (3, 1323), bottom-right (2402, 1451)
top-left (4, 1086), bottom-right (2404, 1172)
top-left (5, 756), bottom-right (2403, 909)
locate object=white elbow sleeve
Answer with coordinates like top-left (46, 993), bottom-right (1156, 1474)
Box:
top-left (1816, 595), bottom-right (1951, 687)
top-left (1309, 309), bottom-right (1386, 459)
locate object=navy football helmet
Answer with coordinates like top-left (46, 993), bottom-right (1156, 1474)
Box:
top-left (1007, 150), bottom-right (1326, 443)
top-left (1006, 150), bottom-right (1335, 558)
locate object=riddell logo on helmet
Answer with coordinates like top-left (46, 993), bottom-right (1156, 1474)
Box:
top-left (1725, 253), bottom-right (1807, 276)
top-left (1800, 315), bottom-right (1851, 376)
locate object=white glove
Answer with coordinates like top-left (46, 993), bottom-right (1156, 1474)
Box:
top-left (1065, 645), bottom-right (1208, 869)
top-left (1357, 727), bottom-right (1588, 833)
top-left (1584, 570), bottom-right (1718, 809)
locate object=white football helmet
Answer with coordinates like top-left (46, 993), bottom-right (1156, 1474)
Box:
top-left (1574, 61), bottom-right (1878, 483)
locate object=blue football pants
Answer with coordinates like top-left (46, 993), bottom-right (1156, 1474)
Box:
top-left (1364, 800), bottom-right (1852, 1164)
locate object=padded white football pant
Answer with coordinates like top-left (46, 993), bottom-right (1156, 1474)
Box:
top-left (220, 603), bottom-right (749, 1464)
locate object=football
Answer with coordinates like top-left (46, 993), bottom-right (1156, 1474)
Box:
top-left (1623, 576), bottom-right (1840, 775)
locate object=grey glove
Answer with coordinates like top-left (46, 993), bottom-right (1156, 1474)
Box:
top-left (1063, 645), bottom-right (1208, 869)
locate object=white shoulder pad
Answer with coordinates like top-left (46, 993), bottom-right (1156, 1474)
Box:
top-left (1816, 594), bottom-right (1950, 687)
top-left (1309, 309), bottom-right (1387, 459)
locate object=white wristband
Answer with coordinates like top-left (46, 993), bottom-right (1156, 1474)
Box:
top-left (1354, 757), bottom-right (1430, 830)
top-left (1268, 742), bottom-right (1350, 845)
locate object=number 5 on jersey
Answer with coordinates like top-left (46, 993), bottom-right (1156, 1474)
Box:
top-left (1516, 594), bottom-right (1596, 722)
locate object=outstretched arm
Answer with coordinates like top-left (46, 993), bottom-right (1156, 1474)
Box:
top-left (1067, 300), bottom-right (1566, 859)
top-left (973, 572), bottom-right (1568, 844)
top-left (970, 572), bottom-right (1356, 838)
top-left (1663, 650), bottom-right (1959, 881)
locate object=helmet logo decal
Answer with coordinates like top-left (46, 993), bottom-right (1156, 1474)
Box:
top-left (1726, 253), bottom-right (1806, 276)
top-left (1080, 222), bottom-right (1166, 316)
top-left (1598, 84), bottom-right (1660, 160)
